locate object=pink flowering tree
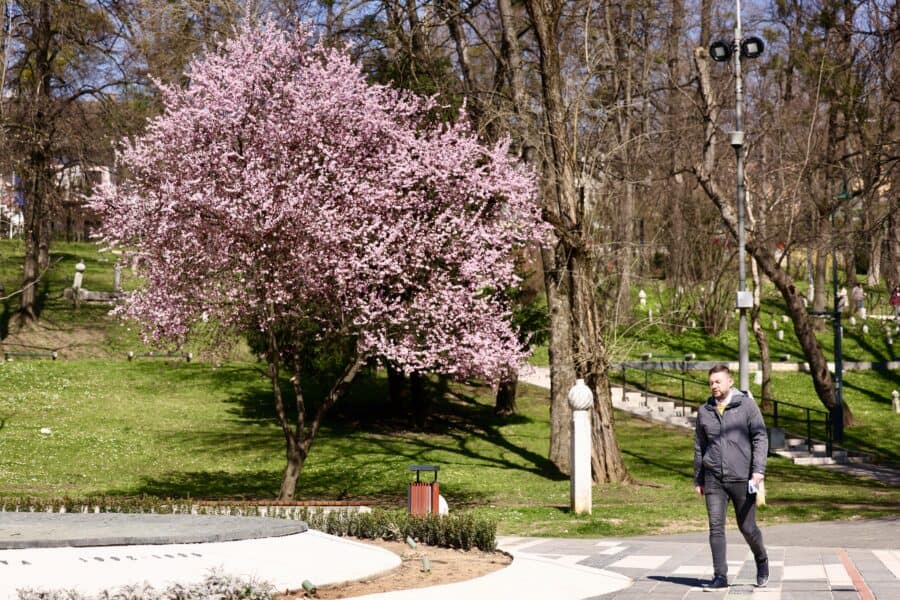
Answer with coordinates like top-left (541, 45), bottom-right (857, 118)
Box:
top-left (91, 20), bottom-right (541, 499)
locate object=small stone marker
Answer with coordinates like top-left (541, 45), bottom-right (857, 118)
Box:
top-left (754, 371), bottom-right (763, 385)
top-left (782, 315), bottom-right (790, 323)
top-left (638, 289), bottom-right (647, 307)
top-left (862, 324), bottom-right (869, 335)
top-left (776, 330), bottom-right (784, 341)
top-left (849, 316), bottom-right (857, 326)
top-left (893, 390), bottom-right (900, 414)
top-left (113, 261), bottom-right (122, 292)
top-left (73, 260), bottom-right (85, 290)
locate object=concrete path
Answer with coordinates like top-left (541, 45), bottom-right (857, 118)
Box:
top-left (500, 517), bottom-right (900, 599)
top-left (0, 514), bottom-right (398, 598)
top-left (1, 514), bottom-right (898, 598)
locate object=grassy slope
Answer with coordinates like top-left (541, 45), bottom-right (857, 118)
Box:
top-left (1, 241), bottom-right (898, 538)
top-left (1, 360), bottom-right (897, 537)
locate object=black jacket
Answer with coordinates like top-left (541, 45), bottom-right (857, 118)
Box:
top-left (694, 390), bottom-right (768, 484)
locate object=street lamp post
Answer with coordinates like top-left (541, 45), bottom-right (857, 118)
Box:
top-left (710, 0), bottom-right (764, 392)
top-left (831, 187), bottom-right (854, 444)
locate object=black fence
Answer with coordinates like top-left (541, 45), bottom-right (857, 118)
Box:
top-left (610, 360), bottom-right (833, 457)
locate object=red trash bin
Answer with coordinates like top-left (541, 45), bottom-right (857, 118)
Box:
top-left (407, 465), bottom-right (440, 515)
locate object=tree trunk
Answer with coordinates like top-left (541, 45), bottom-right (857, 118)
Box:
top-left (570, 253), bottom-right (631, 483)
top-left (813, 239), bottom-right (828, 312)
top-left (386, 363), bottom-right (410, 414)
top-left (410, 371), bottom-right (428, 430)
top-left (495, 371), bottom-right (518, 416)
top-left (750, 258), bottom-right (772, 406)
top-left (526, 0), bottom-right (631, 483)
top-left (616, 181), bottom-right (634, 317)
top-left (19, 218), bottom-right (39, 325)
top-left (542, 244), bottom-right (575, 475)
top-left (867, 220), bottom-right (883, 288)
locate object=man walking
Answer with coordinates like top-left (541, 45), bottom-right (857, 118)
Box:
top-left (694, 365), bottom-right (769, 590)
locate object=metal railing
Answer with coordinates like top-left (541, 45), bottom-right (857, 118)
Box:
top-left (611, 359), bottom-right (834, 458)
top-left (611, 359), bottom-right (708, 419)
top-left (763, 399), bottom-right (832, 456)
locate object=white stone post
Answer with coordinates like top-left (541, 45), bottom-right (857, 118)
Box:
top-left (568, 379), bottom-right (593, 515)
top-left (73, 261), bottom-right (86, 307)
top-left (638, 289), bottom-right (647, 307)
top-left (113, 261), bottom-right (122, 292)
top-left (73, 260), bottom-right (85, 290)
top-left (892, 390), bottom-right (899, 415)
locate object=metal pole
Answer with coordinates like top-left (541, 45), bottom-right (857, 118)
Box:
top-left (733, 0), bottom-right (750, 391)
top-left (831, 207), bottom-right (844, 443)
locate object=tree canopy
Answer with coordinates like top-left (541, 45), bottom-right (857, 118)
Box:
top-left (90, 19), bottom-right (542, 498)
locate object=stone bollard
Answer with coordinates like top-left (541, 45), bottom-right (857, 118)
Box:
top-left (638, 289), bottom-right (647, 307)
top-left (776, 330), bottom-right (784, 341)
top-left (72, 261), bottom-right (86, 307)
top-left (113, 261), bottom-right (122, 292)
top-left (73, 260), bottom-right (85, 290)
top-left (568, 379), bottom-right (593, 515)
top-left (893, 390), bottom-right (900, 415)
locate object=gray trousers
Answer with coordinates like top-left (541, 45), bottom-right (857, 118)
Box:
top-left (704, 473), bottom-right (767, 577)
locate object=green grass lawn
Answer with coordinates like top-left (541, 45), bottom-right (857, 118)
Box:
top-left (1, 240), bottom-right (898, 539)
top-left (1, 359), bottom-right (896, 538)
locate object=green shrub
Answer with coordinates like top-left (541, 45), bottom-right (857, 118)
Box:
top-left (0, 498), bottom-right (497, 552)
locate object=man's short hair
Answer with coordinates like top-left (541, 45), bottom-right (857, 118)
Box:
top-left (708, 364), bottom-right (731, 377)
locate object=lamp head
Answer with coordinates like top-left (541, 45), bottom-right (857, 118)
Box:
top-left (709, 40), bottom-right (732, 62)
top-left (740, 36), bottom-right (765, 59)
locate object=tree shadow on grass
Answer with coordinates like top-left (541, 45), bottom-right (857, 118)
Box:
top-left (109, 369), bottom-right (559, 502)
top-left (110, 469), bottom-right (284, 499)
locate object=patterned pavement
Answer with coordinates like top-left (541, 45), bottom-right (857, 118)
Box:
top-left (499, 518), bottom-right (900, 599)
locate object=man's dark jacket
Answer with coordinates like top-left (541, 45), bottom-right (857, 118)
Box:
top-left (694, 390), bottom-right (768, 485)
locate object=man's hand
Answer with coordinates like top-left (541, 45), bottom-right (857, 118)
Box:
top-left (751, 472), bottom-right (765, 485)
top-left (695, 485), bottom-right (704, 496)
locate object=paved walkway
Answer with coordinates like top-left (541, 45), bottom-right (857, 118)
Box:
top-left (500, 517), bottom-right (900, 599)
top-left (2, 514), bottom-right (898, 598)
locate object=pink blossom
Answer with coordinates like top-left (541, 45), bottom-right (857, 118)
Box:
top-left (91, 20), bottom-right (542, 382)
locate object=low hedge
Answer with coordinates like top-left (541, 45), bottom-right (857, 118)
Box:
top-left (0, 497), bottom-right (497, 552)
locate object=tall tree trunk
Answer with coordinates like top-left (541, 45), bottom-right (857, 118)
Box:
top-left (813, 228), bottom-right (828, 313)
top-left (542, 244), bottom-right (575, 474)
top-left (867, 220), bottom-right (883, 288)
top-left (751, 258), bottom-right (772, 406)
top-left (526, 0), bottom-right (630, 483)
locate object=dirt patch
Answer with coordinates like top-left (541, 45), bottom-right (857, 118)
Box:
top-left (276, 537), bottom-right (511, 599)
top-left (1, 320), bottom-right (110, 358)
